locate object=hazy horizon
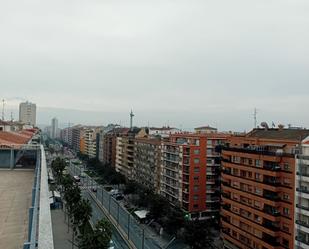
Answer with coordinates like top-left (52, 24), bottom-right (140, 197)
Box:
top-left (1, 0), bottom-right (309, 131)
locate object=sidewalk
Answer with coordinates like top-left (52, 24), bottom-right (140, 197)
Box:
top-left (51, 208), bottom-right (74, 249)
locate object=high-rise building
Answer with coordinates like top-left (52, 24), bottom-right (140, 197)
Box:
top-left (19, 101), bottom-right (36, 126)
top-left (115, 128), bottom-right (144, 180)
top-left (51, 117), bottom-right (58, 139)
top-left (295, 137), bottom-right (309, 248)
top-left (133, 137), bottom-right (162, 193)
top-left (99, 127), bottom-right (129, 167)
top-left (160, 131), bottom-right (228, 220)
top-left (221, 128), bottom-right (309, 249)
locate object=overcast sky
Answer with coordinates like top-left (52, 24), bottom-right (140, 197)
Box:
top-left (1, 0), bottom-right (309, 131)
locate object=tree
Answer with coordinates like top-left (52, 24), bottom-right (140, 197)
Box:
top-left (72, 199), bottom-right (92, 235)
top-left (79, 219), bottom-right (112, 249)
top-left (183, 220), bottom-right (215, 249)
top-left (147, 195), bottom-right (170, 220)
top-left (51, 157), bottom-right (66, 181)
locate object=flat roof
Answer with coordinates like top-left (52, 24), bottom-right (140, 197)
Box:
top-left (0, 170), bottom-right (34, 249)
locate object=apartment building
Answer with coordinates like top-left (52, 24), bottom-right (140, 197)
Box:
top-left (19, 101), bottom-right (36, 126)
top-left (160, 131), bottom-right (228, 220)
top-left (98, 126), bottom-right (128, 167)
top-left (133, 137), bottom-right (161, 193)
top-left (71, 125), bottom-right (83, 152)
top-left (221, 128), bottom-right (309, 249)
top-left (295, 137), bottom-right (309, 249)
top-left (79, 127), bottom-right (101, 158)
top-left (115, 128), bottom-right (145, 180)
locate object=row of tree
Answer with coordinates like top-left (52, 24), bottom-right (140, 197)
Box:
top-left (51, 157), bottom-right (112, 249)
top-left (77, 156), bottom-right (216, 249)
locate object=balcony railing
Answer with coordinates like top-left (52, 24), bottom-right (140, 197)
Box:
top-left (297, 172), bottom-right (309, 177)
top-left (264, 164), bottom-right (281, 171)
top-left (296, 220), bottom-right (309, 229)
top-left (263, 207), bottom-right (281, 217)
top-left (296, 204), bottom-right (309, 211)
top-left (263, 193), bottom-right (281, 201)
top-left (297, 188), bottom-right (309, 194)
top-left (222, 146), bottom-right (294, 158)
top-left (296, 236), bottom-right (309, 246)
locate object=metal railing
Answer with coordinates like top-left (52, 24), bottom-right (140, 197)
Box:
top-left (70, 163), bottom-right (177, 249)
top-left (23, 145), bottom-right (54, 249)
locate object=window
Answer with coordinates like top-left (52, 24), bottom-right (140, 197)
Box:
top-left (255, 187), bottom-right (262, 195)
top-left (254, 201), bottom-right (261, 208)
top-left (193, 195), bottom-right (199, 200)
top-left (284, 163), bottom-right (290, 171)
top-left (194, 185), bottom-right (199, 192)
top-left (283, 208), bottom-right (290, 216)
top-left (283, 193), bottom-right (290, 201)
top-left (255, 173), bottom-right (261, 181)
top-left (194, 158), bottom-right (200, 164)
top-left (283, 178), bottom-right (291, 186)
top-left (207, 140), bottom-right (212, 145)
top-left (282, 223), bottom-right (289, 233)
top-left (248, 171), bottom-right (252, 178)
top-left (282, 238), bottom-right (289, 248)
top-left (194, 176), bottom-right (199, 181)
top-left (255, 160), bottom-right (261, 167)
top-left (207, 149), bottom-right (212, 155)
top-left (207, 159), bottom-right (213, 164)
top-left (194, 149), bottom-right (200, 155)
top-left (193, 204), bottom-right (199, 209)
top-left (194, 167), bottom-right (200, 173)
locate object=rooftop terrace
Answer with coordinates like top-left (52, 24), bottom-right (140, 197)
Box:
top-left (0, 170), bottom-right (34, 249)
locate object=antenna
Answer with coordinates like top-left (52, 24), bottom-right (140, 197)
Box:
top-left (130, 110), bottom-right (134, 130)
top-left (2, 99), bottom-right (5, 120)
top-left (253, 108), bottom-right (257, 128)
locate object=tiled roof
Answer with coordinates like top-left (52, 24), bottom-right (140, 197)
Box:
top-left (0, 131), bottom-right (34, 146)
top-left (195, 126), bottom-right (217, 130)
top-left (247, 128), bottom-right (309, 141)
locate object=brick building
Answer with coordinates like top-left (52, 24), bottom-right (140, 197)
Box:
top-left (160, 131), bottom-right (228, 220)
top-left (221, 128), bottom-right (309, 249)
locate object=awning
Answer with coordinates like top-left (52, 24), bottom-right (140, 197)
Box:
top-left (134, 210), bottom-right (149, 219)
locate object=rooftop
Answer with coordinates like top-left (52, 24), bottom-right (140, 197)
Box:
top-left (0, 170), bottom-right (34, 249)
top-left (0, 131), bottom-right (35, 147)
top-left (195, 125), bottom-right (217, 130)
top-left (247, 128), bottom-right (309, 141)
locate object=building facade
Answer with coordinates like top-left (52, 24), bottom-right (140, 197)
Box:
top-left (51, 117), bottom-right (58, 139)
top-left (160, 132), bottom-right (228, 220)
top-left (115, 128), bottom-right (143, 180)
top-left (19, 101), bottom-right (36, 126)
top-left (221, 128), bottom-right (309, 249)
top-left (133, 137), bottom-right (162, 193)
top-left (295, 137), bottom-right (309, 249)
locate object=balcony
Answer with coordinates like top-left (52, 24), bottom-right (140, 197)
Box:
top-left (296, 236), bottom-right (309, 246)
top-left (263, 220), bottom-right (280, 232)
top-left (264, 206), bottom-right (281, 217)
top-left (222, 204), bottom-right (231, 211)
top-left (222, 181), bottom-right (231, 187)
top-left (263, 191), bottom-right (281, 201)
top-left (264, 163), bottom-right (281, 171)
top-left (297, 172), bottom-right (309, 177)
top-left (297, 188), bottom-right (309, 194)
top-left (222, 146), bottom-right (294, 158)
top-left (262, 234), bottom-right (281, 247)
top-left (296, 204), bottom-right (309, 211)
top-left (296, 220), bottom-right (309, 229)
top-left (263, 177), bottom-right (281, 186)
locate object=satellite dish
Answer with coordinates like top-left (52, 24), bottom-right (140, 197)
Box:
top-left (260, 122), bottom-right (269, 130)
